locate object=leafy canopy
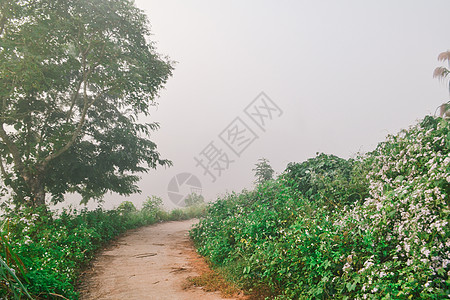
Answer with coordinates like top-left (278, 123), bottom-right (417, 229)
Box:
top-left (0, 0), bottom-right (173, 206)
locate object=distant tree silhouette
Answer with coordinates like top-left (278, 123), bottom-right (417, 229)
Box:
top-left (253, 158), bottom-right (274, 185)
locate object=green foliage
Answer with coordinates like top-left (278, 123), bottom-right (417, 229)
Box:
top-left (191, 116), bottom-right (450, 299)
top-left (0, 0), bottom-right (173, 207)
top-left (0, 207), bottom-right (137, 298)
top-left (0, 220), bottom-right (33, 300)
top-left (252, 158), bottom-right (275, 185)
top-left (184, 193), bottom-right (205, 207)
top-left (117, 201), bottom-right (137, 214)
top-left (283, 153), bottom-right (370, 207)
top-left (142, 196), bottom-right (163, 214)
top-left (169, 209), bottom-right (188, 221)
top-left (0, 198), bottom-right (204, 299)
top-left (183, 204), bottom-right (207, 219)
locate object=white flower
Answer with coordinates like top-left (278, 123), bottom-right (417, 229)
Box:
top-left (343, 262), bottom-right (352, 273)
top-left (421, 247), bottom-right (431, 257)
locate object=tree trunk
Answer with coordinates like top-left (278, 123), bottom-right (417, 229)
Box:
top-left (31, 180), bottom-right (46, 207)
top-left (27, 169), bottom-right (46, 207)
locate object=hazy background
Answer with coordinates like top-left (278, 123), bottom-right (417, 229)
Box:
top-left (61, 0), bottom-right (450, 210)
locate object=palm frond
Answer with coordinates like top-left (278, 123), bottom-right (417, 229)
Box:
top-left (432, 66), bottom-right (449, 79)
top-left (437, 50), bottom-right (450, 62)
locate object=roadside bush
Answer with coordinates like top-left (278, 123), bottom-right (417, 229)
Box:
top-left (0, 196), bottom-right (204, 299)
top-left (170, 209), bottom-right (189, 220)
top-left (185, 193), bottom-right (205, 207)
top-left (191, 116), bottom-right (450, 299)
top-left (184, 204), bottom-right (207, 219)
top-left (117, 201), bottom-right (137, 214)
top-left (283, 153), bottom-right (370, 207)
top-left (142, 195), bottom-right (163, 215)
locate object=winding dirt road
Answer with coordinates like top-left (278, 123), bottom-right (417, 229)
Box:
top-left (80, 219), bottom-right (236, 300)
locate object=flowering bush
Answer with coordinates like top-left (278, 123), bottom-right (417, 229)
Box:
top-left (191, 116), bottom-right (449, 299)
top-left (332, 116), bottom-right (450, 299)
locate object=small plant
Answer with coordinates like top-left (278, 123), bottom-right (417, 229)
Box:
top-left (117, 201), bottom-right (137, 214)
top-left (142, 196), bottom-right (163, 213)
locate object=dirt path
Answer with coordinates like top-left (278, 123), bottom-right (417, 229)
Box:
top-left (80, 219), bottom-right (236, 300)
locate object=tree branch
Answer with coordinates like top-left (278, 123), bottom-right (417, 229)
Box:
top-left (0, 71), bottom-right (16, 119)
top-left (0, 0), bottom-right (8, 37)
top-left (0, 155), bottom-right (8, 179)
top-left (66, 78), bottom-right (83, 122)
top-left (42, 87), bottom-right (110, 167)
top-left (0, 154), bottom-right (19, 196)
top-left (0, 124), bottom-right (28, 182)
top-left (48, 41), bottom-right (109, 166)
top-left (0, 15), bottom-right (6, 37)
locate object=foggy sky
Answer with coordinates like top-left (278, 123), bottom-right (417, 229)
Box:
top-left (61, 0), bottom-right (450, 210)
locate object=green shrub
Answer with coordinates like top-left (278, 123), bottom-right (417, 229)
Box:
top-left (191, 116), bottom-right (450, 299)
top-left (283, 153), bottom-right (370, 207)
top-left (170, 209), bottom-right (188, 220)
top-left (185, 193), bottom-right (205, 207)
top-left (117, 201), bottom-right (137, 213)
top-left (184, 204), bottom-right (207, 219)
top-left (142, 195), bottom-right (163, 216)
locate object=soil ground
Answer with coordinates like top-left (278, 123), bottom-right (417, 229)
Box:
top-left (79, 219), bottom-right (243, 300)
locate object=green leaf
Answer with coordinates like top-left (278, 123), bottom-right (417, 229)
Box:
top-left (346, 282), bottom-right (356, 292)
top-left (323, 260), bottom-right (331, 269)
top-left (395, 175), bottom-right (404, 182)
top-left (0, 0), bottom-right (173, 207)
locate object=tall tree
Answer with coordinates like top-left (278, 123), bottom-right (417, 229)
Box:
top-left (252, 158), bottom-right (274, 185)
top-left (0, 0), bottom-right (173, 207)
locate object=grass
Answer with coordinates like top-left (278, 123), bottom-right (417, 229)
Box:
top-left (0, 199), bottom-right (207, 299)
